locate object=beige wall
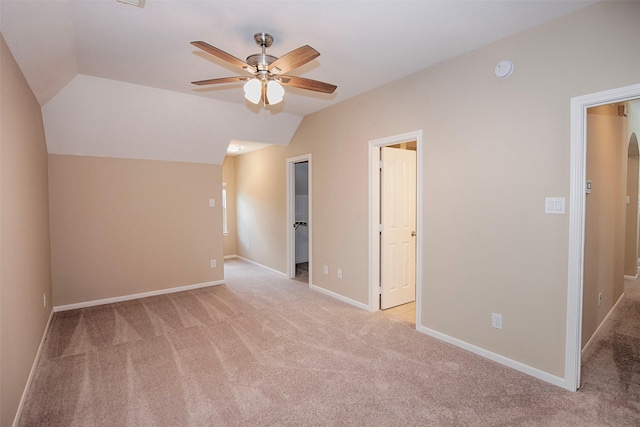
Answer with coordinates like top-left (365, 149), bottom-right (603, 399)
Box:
top-left (0, 34), bottom-right (53, 426)
top-left (222, 156), bottom-right (237, 257)
top-left (235, 146), bottom-right (289, 271)
top-left (49, 155), bottom-right (223, 306)
top-left (234, 1), bottom-right (640, 378)
top-left (583, 105), bottom-right (628, 346)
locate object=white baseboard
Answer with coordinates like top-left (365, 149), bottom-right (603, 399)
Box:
top-left (581, 292), bottom-right (625, 359)
top-left (310, 284), bottom-right (370, 311)
top-left (53, 280), bottom-right (224, 312)
top-left (624, 274), bottom-right (638, 280)
top-left (223, 255), bottom-right (237, 259)
top-left (12, 308), bottom-right (54, 427)
top-left (417, 325), bottom-right (567, 390)
top-left (234, 256), bottom-right (287, 277)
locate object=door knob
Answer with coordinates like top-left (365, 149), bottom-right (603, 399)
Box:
top-left (411, 231), bottom-right (416, 237)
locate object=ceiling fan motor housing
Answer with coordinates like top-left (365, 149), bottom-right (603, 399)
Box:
top-left (246, 53), bottom-right (278, 71)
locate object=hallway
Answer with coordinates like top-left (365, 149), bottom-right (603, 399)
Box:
top-left (580, 277), bottom-right (640, 400)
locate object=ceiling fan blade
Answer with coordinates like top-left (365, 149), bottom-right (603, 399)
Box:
top-left (191, 76), bottom-right (250, 86)
top-left (191, 41), bottom-right (254, 72)
top-left (269, 45), bottom-right (319, 75)
top-left (279, 75), bottom-right (337, 94)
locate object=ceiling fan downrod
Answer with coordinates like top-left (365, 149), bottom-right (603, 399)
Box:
top-left (247, 32), bottom-right (277, 73)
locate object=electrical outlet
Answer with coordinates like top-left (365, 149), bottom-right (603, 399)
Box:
top-left (323, 265), bottom-right (329, 275)
top-left (210, 259), bottom-right (216, 268)
top-left (491, 313), bottom-right (503, 330)
top-left (209, 198), bottom-right (215, 207)
top-left (337, 269), bottom-right (342, 279)
top-left (43, 293), bottom-right (47, 308)
top-left (598, 293), bottom-right (602, 307)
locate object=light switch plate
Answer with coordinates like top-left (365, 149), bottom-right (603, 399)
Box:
top-left (545, 197), bottom-right (565, 214)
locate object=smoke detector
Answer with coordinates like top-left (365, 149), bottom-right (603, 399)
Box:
top-left (494, 60), bottom-right (514, 79)
top-left (117, 0), bottom-right (145, 8)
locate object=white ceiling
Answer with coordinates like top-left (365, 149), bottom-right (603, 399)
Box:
top-left (1, 0), bottom-right (599, 162)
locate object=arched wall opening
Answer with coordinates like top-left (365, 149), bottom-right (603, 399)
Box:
top-left (625, 132), bottom-right (639, 278)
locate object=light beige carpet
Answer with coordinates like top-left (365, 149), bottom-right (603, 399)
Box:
top-left (580, 277), bottom-right (640, 406)
top-left (18, 259), bottom-right (640, 426)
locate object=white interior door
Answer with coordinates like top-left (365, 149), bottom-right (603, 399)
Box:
top-left (381, 146), bottom-right (417, 309)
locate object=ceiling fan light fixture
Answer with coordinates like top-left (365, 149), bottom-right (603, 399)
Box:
top-left (266, 80), bottom-right (285, 105)
top-left (243, 78), bottom-right (262, 104)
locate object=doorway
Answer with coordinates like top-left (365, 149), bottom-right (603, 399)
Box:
top-left (624, 133), bottom-right (639, 280)
top-left (369, 131), bottom-right (423, 327)
top-left (380, 144), bottom-right (417, 309)
top-left (287, 154), bottom-right (312, 285)
top-left (581, 102), bottom-right (638, 355)
top-left (567, 83), bottom-right (640, 392)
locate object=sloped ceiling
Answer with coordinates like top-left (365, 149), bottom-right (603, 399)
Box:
top-left (1, 0), bottom-right (598, 164)
top-left (42, 75), bottom-right (302, 164)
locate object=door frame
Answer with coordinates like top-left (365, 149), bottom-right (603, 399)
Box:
top-left (368, 131), bottom-right (423, 325)
top-left (286, 154), bottom-right (312, 285)
top-left (566, 82), bottom-right (640, 391)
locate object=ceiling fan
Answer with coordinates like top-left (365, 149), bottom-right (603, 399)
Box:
top-left (191, 32), bottom-right (337, 106)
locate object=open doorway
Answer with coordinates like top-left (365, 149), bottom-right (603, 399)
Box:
top-left (369, 131), bottom-right (423, 327)
top-left (578, 102), bottom-right (640, 400)
top-left (581, 102), bottom-right (638, 353)
top-left (286, 154), bottom-right (312, 285)
top-left (566, 83), bottom-right (640, 392)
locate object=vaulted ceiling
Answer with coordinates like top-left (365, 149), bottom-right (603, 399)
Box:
top-left (1, 0), bottom-right (598, 163)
